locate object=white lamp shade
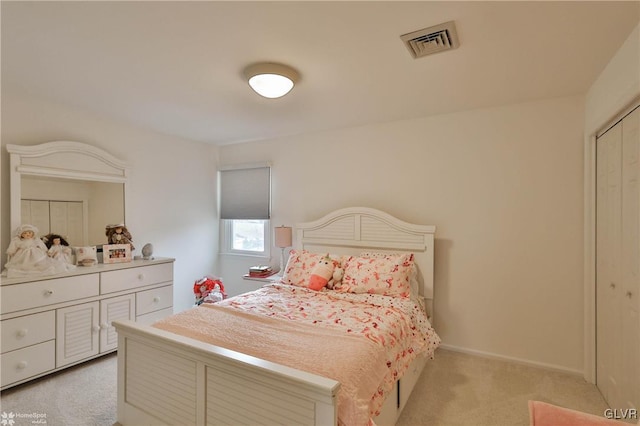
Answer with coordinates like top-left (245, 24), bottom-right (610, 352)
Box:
top-left (274, 226), bottom-right (292, 248)
top-left (244, 63), bottom-right (299, 99)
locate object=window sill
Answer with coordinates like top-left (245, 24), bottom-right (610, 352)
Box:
top-left (219, 252), bottom-right (270, 259)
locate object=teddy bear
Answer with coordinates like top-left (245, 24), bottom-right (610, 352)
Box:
top-left (326, 265), bottom-right (344, 290)
top-left (308, 254), bottom-right (343, 291)
top-left (105, 224), bottom-right (134, 250)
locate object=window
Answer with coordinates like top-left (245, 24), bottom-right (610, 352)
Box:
top-left (222, 219), bottom-right (269, 255)
top-left (219, 165), bottom-right (271, 256)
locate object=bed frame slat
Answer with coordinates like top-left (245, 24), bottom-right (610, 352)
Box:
top-left (206, 365), bottom-right (315, 425)
top-left (125, 340), bottom-right (198, 424)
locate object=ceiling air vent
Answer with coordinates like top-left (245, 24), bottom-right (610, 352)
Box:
top-left (401, 21), bottom-right (459, 59)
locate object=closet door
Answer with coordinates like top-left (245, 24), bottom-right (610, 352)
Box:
top-left (620, 106), bottom-right (639, 411)
top-left (47, 201), bottom-right (84, 244)
top-left (21, 200), bottom-right (50, 235)
top-left (596, 120), bottom-right (623, 409)
top-left (597, 105), bottom-right (640, 412)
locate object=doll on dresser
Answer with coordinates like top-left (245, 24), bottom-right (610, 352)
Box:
top-left (42, 233), bottom-right (75, 266)
top-left (4, 225), bottom-right (73, 278)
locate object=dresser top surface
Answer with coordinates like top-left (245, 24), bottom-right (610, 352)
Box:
top-left (0, 257), bottom-right (175, 286)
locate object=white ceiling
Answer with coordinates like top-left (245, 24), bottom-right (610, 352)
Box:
top-left (2, 1), bottom-right (639, 145)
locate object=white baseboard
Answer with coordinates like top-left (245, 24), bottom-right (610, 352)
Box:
top-left (438, 344), bottom-right (585, 379)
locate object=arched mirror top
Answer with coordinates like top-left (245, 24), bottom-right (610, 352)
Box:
top-left (7, 141), bottom-right (129, 246)
top-left (7, 141), bottom-right (128, 182)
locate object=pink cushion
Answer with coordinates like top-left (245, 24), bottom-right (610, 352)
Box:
top-left (281, 249), bottom-right (322, 286)
top-left (528, 401), bottom-right (633, 426)
top-left (339, 253), bottom-right (414, 297)
top-left (281, 250), bottom-right (344, 288)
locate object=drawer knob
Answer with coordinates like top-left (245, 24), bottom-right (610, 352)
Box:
top-left (138, 274), bottom-right (145, 281)
top-left (153, 296), bottom-right (160, 303)
top-left (92, 325), bottom-right (101, 333)
top-left (101, 322), bottom-right (110, 329)
top-left (44, 289), bottom-right (54, 296)
top-left (16, 329), bottom-right (28, 338)
top-left (17, 361), bottom-right (28, 370)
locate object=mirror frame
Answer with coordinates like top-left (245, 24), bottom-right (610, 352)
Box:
top-left (6, 141), bottom-right (129, 240)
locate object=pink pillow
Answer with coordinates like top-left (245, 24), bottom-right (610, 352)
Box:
top-left (282, 249), bottom-right (321, 286)
top-left (339, 253), bottom-right (414, 297)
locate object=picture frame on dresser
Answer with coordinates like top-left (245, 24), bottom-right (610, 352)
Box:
top-left (103, 244), bottom-right (132, 263)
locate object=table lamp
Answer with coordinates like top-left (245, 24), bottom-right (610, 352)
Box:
top-left (274, 225), bottom-right (292, 274)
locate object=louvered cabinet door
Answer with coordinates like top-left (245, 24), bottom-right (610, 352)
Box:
top-left (100, 294), bottom-right (135, 353)
top-left (56, 302), bottom-right (99, 368)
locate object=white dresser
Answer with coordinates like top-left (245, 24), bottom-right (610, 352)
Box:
top-left (0, 257), bottom-right (174, 390)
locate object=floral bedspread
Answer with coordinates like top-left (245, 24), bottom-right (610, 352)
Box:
top-left (217, 283), bottom-right (441, 418)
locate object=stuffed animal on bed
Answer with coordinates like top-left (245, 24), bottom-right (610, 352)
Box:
top-left (326, 265), bottom-right (344, 290)
top-left (308, 255), bottom-right (343, 291)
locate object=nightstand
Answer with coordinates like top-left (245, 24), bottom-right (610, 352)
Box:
top-left (242, 274), bottom-right (282, 283)
top-left (234, 274), bottom-right (282, 296)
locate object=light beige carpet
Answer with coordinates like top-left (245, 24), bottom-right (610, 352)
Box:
top-left (396, 349), bottom-right (610, 426)
top-left (0, 348), bottom-right (609, 426)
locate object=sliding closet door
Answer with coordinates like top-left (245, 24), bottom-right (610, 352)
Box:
top-left (596, 119), bottom-right (623, 409)
top-left (620, 106), bottom-right (639, 412)
top-left (596, 105), bottom-right (640, 412)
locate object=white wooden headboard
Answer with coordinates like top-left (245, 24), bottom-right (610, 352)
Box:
top-left (296, 207), bottom-right (436, 316)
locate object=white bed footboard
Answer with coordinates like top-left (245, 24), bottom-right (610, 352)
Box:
top-left (114, 320), bottom-right (340, 426)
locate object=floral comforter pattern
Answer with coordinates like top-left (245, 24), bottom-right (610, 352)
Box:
top-left (218, 283), bottom-right (441, 417)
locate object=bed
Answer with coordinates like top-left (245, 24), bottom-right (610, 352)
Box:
top-left (113, 207), bottom-right (440, 426)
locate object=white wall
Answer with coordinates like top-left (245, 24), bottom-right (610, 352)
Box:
top-left (585, 23), bottom-right (640, 136)
top-left (219, 95), bottom-right (586, 373)
top-left (1, 93), bottom-right (219, 312)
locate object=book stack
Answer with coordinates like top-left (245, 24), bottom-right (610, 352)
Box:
top-left (247, 265), bottom-right (274, 278)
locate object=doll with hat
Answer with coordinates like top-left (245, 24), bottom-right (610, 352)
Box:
top-left (105, 224), bottom-right (134, 250)
top-left (4, 224), bottom-right (72, 278)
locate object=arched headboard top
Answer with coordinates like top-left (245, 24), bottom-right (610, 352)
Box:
top-left (296, 207), bottom-right (436, 316)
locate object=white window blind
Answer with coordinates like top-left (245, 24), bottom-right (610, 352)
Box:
top-left (219, 166), bottom-right (271, 220)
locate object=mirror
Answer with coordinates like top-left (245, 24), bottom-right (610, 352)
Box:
top-left (21, 176), bottom-right (124, 246)
top-left (7, 141), bottom-right (129, 249)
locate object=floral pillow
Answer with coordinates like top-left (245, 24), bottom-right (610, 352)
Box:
top-left (339, 252), bottom-right (414, 297)
top-left (360, 251), bottom-right (420, 298)
top-left (282, 250), bottom-right (344, 287)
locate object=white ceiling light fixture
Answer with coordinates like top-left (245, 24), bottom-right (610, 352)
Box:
top-left (244, 63), bottom-right (300, 99)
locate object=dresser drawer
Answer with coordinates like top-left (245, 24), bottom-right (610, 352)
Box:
top-left (1, 274), bottom-right (99, 314)
top-left (136, 307), bottom-right (173, 325)
top-left (101, 263), bottom-right (173, 294)
top-left (1, 340), bottom-right (55, 388)
top-left (136, 285), bottom-right (173, 316)
top-left (1, 311), bottom-right (55, 353)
